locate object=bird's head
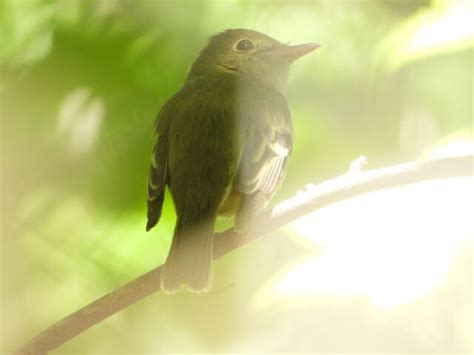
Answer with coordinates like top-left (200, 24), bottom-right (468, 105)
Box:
top-left (187, 29), bottom-right (320, 92)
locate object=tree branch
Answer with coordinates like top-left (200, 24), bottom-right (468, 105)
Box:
top-left (15, 154), bottom-right (473, 354)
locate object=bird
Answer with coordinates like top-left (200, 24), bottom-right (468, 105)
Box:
top-left (146, 29), bottom-right (319, 293)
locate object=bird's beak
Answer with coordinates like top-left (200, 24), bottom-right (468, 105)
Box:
top-left (274, 43), bottom-right (321, 62)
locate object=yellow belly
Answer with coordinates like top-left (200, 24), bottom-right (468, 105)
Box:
top-left (218, 190), bottom-right (241, 217)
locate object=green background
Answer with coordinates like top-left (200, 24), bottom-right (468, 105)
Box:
top-left (1, 0), bottom-right (472, 352)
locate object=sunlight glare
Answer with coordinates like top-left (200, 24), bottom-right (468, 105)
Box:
top-left (254, 176), bottom-right (473, 310)
top-left (56, 87), bottom-right (104, 156)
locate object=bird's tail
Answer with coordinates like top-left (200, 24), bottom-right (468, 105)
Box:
top-left (160, 217), bottom-right (214, 293)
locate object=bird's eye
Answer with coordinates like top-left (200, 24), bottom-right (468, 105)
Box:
top-left (235, 39), bottom-right (254, 51)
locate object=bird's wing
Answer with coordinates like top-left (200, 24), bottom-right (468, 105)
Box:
top-left (236, 97), bottom-right (292, 220)
top-left (238, 127), bottom-right (291, 195)
top-left (146, 107), bottom-right (172, 231)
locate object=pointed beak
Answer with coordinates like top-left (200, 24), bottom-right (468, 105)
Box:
top-left (274, 43), bottom-right (321, 62)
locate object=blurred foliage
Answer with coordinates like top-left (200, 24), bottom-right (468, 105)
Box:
top-left (1, 0), bottom-right (472, 352)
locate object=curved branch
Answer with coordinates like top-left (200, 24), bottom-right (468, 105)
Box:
top-left (15, 154), bottom-right (473, 354)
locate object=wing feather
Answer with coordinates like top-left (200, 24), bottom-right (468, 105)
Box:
top-left (146, 133), bottom-right (168, 231)
top-left (237, 122), bottom-right (292, 222)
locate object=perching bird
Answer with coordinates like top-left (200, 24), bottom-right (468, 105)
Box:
top-left (146, 29), bottom-right (319, 293)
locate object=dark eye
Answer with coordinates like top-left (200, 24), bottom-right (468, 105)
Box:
top-left (235, 39), bottom-right (254, 51)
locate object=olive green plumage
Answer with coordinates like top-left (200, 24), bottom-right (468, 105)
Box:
top-left (146, 29), bottom-right (319, 293)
